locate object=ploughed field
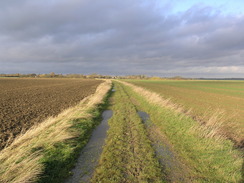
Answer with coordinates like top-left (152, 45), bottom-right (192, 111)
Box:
top-left (0, 78), bottom-right (102, 150)
top-left (128, 80), bottom-right (244, 146)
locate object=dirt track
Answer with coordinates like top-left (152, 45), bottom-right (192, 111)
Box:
top-left (0, 78), bottom-right (102, 150)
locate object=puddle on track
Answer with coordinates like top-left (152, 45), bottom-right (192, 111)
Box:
top-left (137, 111), bottom-right (149, 123)
top-left (137, 111), bottom-right (190, 182)
top-left (65, 110), bottom-right (113, 183)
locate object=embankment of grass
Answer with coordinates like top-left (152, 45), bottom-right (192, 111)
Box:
top-left (0, 80), bottom-right (112, 183)
top-left (92, 82), bottom-right (163, 183)
top-left (120, 81), bottom-right (243, 182)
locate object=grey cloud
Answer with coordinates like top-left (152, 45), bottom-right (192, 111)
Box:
top-left (0, 0), bottom-right (244, 77)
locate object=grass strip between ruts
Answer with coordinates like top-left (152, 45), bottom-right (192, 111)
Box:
top-left (92, 82), bottom-right (164, 183)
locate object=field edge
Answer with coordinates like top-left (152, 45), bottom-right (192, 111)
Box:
top-left (0, 80), bottom-right (112, 183)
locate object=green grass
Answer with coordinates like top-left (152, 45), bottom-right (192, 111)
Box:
top-left (139, 80), bottom-right (244, 94)
top-left (92, 82), bottom-right (164, 183)
top-left (121, 81), bottom-right (243, 182)
top-left (37, 88), bottom-right (112, 183)
top-left (38, 111), bottom-right (100, 182)
top-left (127, 80), bottom-right (244, 146)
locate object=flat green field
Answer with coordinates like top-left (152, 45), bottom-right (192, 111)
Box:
top-left (127, 80), bottom-right (244, 146)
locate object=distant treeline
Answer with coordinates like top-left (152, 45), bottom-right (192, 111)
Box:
top-left (0, 73), bottom-right (191, 80)
top-left (199, 78), bottom-right (244, 80)
top-left (0, 73), bottom-right (113, 79)
top-left (2, 73), bottom-right (241, 80)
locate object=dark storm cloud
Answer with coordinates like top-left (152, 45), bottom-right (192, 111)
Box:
top-left (0, 0), bottom-right (244, 77)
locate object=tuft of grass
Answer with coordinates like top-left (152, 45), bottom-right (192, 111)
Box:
top-left (92, 82), bottom-right (164, 183)
top-left (0, 80), bottom-right (112, 183)
top-left (120, 80), bottom-right (243, 182)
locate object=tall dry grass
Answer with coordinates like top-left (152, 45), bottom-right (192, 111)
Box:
top-left (119, 80), bottom-right (232, 141)
top-left (0, 80), bottom-right (111, 183)
top-left (119, 80), bottom-right (184, 112)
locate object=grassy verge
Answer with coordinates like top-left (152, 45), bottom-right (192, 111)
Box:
top-left (92, 82), bottom-right (163, 183)
top-left (0, 80), bottom-right (111, 183)
top-left (120, 81), bottom-right (243, 182)
top-left (126, 80), bottom-right (244, 147)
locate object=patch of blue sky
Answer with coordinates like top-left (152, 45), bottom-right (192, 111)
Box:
top-left (157, 0), bottom-right (244, 15)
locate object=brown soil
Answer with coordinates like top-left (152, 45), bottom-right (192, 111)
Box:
top-left (0, 78), bottom-right (102, 150)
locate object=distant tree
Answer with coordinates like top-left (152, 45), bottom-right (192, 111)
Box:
top-left (171, 76), bottom-right (184, 80)
top-left (50, 72), bottom-right (55, 78)
top-left (38, 74), bottom-right (50, 78)
top-left (66, 74), bottom-right (86, 78)
top-left (150, 76), bottom-right (161, 80)
top-left (87, 73), bottom-right (99, 79)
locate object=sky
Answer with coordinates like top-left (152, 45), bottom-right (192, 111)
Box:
top-left (0, 0), bottom-right (244, 77)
